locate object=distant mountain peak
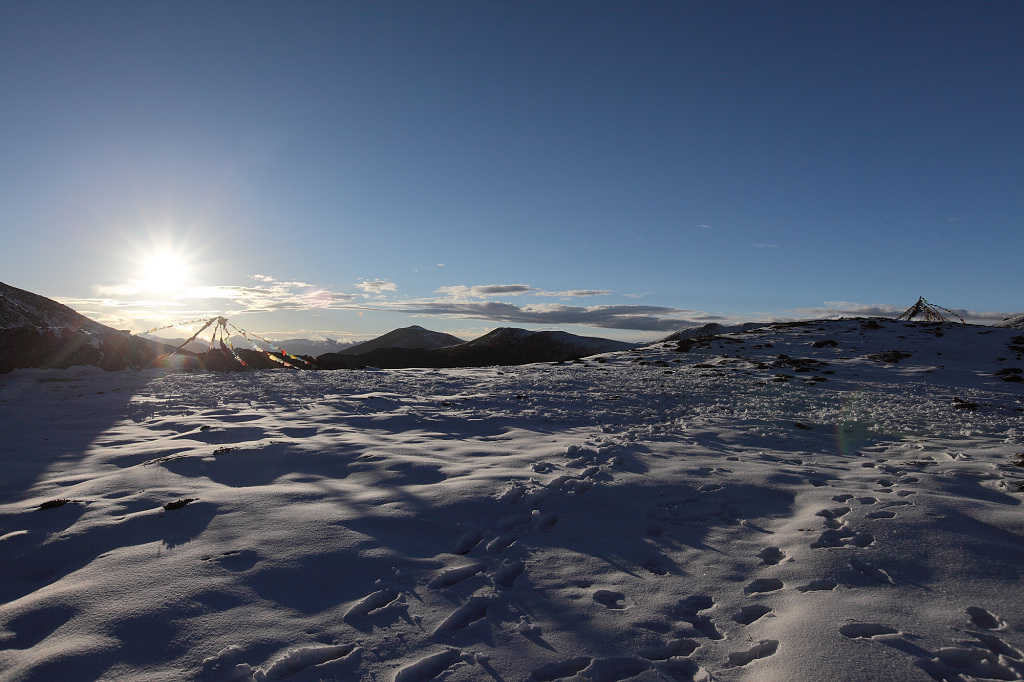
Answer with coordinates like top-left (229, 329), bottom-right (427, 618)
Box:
top-left (340, 326), bottom-right (465, 355)
top-left (994, 313), bottom-right (1024, 329)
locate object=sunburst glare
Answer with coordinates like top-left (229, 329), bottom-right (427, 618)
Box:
top-left (138, 249), bottom-right (190, 294)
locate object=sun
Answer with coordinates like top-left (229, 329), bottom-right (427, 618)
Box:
top-left (139, 249), bottom-right (189, 294)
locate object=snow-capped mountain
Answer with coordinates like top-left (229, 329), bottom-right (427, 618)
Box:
top-left (994, 313), bottom-right (1024, 329)
top-left (658, 322), bottom-right (767, 342)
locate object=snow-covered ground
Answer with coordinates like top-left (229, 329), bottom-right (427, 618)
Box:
top-left (1, 318), bottom-right (1023, 682)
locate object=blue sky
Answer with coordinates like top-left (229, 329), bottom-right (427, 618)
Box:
top-left (2, 2), bottom-right (1021, 342)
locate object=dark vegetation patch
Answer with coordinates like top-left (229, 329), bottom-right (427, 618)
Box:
top-left (38, 499), bottom-right (74, 510)
top-left (163, 498), bottom-right (197, 511)
top-left (868, 350), bottom-right (912, 363)
top-left (772, 355), bottom-right (829, 372)
top-left (952, 398), bottom-right (980, 411)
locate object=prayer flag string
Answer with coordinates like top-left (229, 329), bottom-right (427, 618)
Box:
top-left (147, 316), bottom-right (314, 369)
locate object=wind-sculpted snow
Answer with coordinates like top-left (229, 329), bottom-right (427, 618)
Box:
top-left (1, 318), bottom-right (1023, 681)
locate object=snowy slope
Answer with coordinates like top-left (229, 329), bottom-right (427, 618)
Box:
top-left (994, 313), bottom-right (1024, 329)
top-left (1, 318), bottom-right (1023, 682)
top-left (658, 322), bottom-right (766, 342)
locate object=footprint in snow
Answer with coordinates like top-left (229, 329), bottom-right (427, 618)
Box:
top-left (967, 606), bottom-right (1006, 630)
top-left (727, 639), bottom-right (779, 667)
top-left (453, 529), bottom-right (484, 555)
top-left (493, 559), bottom-right (525, 590)
top-left (839, 623), bottom-right (898, 638)
top-left (432, 597), bottom-right (490, 637)
top-left (428, 563), bottom-right (485, 589)
top-left (227, 644), bottom-right (357, 681)
top-left (639, 639), bottom-right (700, 660)
top-left (815, 506), bottom-right (851, 529)
top-left (918, 644), bottom-right (1022, 682)
top-left (485, 534), bottom-right (516, 554)
top-left (744, 578), bottom-right (784, 594)
top-left (758, 546), bottom-right (785, 565)
top-left (394, 648), bottom-right (466, 682)
top-left (592, 590), bottom-right (627, 609)
top-left (733, 604), bottom-right (773, 625)
top-left (344, 588), bottom-right (400, 620)
top-left (797, 579), bottom-right (838, 592)
top-left (675, 595), bottom-right (723, 640)
top-left (676, 594), bottom-right (714, 616)
top-left (811, 527), bottom-right (874, 549)
top-left (532, 510), bottom-right (559, 530)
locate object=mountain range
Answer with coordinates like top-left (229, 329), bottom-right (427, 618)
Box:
top-left (0, 282), bottom-right (640, 372)
top-left (7, 281), bottom-right (1019, 373)
top-left (317, 327), bottom-right (636, 369)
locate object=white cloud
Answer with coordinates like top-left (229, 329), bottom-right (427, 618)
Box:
top-left (436, 284), bottom-right (535, 298)
top-left (749, 243), bottom-right (779, 249)
top-left (376, 299), bottom-right (720, 332)
top-left (72, 274), bottom-right (359, 329)
top-left (94, 282), bottom-right (143, 297)
top-left (356, 279), bottom-right (398, 295)
top-left (536, 289), bottom-right (611, 298)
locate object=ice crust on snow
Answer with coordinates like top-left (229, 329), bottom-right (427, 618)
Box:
top-left (1, 318), bottom-right (1023, 681)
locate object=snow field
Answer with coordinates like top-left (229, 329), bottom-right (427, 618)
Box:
top-left (1, 319), bottom-right (1023, 681)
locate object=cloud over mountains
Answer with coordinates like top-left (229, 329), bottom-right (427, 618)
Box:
top-left (62, 274), bottom-right (1021, 335)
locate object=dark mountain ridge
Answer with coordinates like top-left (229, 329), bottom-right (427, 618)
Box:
top-left (0, 282), bottom-right (183, 373)
top-left (339, 325), bottom-right (464, 354)
top-left (317, 327), bottom-right (637, 369)
top-left (0, 282), bottom-right (116, 334)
